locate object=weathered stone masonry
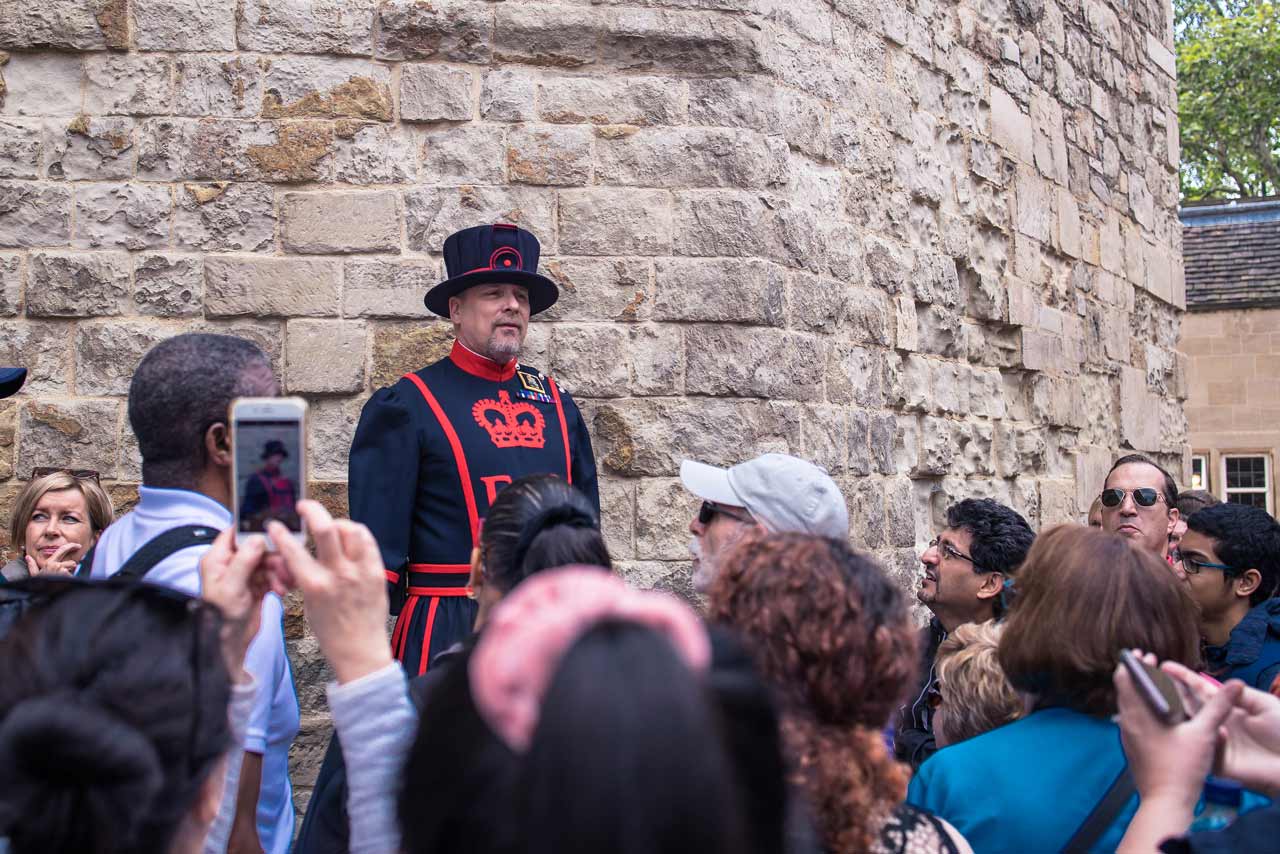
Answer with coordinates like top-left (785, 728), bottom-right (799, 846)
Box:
top-left (0, 0), bottom-right (1186, 805)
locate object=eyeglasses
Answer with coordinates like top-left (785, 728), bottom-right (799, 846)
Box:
top-left (697, 501), bottom-right (753, 526)
top-left (927, 537), bottom-right (988, 573)
top-left (31, 467), bottom-right (101, 485)
top-left (1170, 549), bottom-right (1239, 576)
top-left (1100, 488), bottom-right (1165, 508)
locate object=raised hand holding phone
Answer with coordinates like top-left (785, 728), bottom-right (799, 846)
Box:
top-left (230, 397), bottom-right (308, 549)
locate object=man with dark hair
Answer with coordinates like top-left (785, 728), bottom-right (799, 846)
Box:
top-left (1170, 488), bottom-right (1220, 563)
top-left (894, 497), bottom-right (1035, 768)
top-left (88, 333), bottom-right (299, 854)
top-left (1178, 502), bottom-right (1280, 694)
top-left (1100, 453), bottom-right (1180, 560)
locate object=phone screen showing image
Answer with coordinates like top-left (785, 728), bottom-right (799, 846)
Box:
top-left (235, 419), bottom-right (303, 533)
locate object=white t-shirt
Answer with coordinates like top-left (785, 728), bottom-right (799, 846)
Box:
top-left (91, 486), bottom-right (300, 854)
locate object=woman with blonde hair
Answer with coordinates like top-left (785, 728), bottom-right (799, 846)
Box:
top-left (930, 621), bottom-right (1022, 748)
top-left (3, 469), bottom-right (114, 581)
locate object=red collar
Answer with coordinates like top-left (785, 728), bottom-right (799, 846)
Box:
top-left (449, 340), bottom-right (517, 382)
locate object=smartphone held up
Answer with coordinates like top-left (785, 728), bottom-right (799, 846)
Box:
top-left (1120, 649), bottom-right (1189, 725)
top-left (231, 397), bottom-right (308, 549)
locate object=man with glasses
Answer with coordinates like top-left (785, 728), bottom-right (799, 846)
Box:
top-left (679, 453), bottom-right (848, 594)
top-left (1176, 502), bottom-right (1280, 694)
top-left (1099, 453), bottom-right (1180, 561)
top-left (895, 497), bottom-right (1035, 768)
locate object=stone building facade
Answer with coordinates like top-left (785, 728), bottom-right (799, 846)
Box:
top-left (1, 0), bottom-right (1186, 805)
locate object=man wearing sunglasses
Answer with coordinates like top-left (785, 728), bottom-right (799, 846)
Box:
top-left (1176, 502), bottom-right (1280, 695)
top-left (1099, 454), bottom-right (1181, 561)
top-left (679, 453), bottom-right (849, 594)
top-left (895, 498), bottom-right (1035, 769)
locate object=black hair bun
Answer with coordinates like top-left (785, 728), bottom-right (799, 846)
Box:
top-left (0, 696), bottom-right (164, 850)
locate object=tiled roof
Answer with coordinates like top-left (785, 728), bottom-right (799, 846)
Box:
top-left (1180, 198), bottom-right (1280, 311)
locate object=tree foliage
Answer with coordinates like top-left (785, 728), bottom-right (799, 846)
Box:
top-left (1176, 0), bottom-right (1280, 200)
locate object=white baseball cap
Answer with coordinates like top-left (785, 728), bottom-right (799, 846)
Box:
top-left (680, 453), bottom-right (849, 540)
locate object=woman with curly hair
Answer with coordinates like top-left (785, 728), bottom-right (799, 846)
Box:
top-left (707, 532), bottom-right (972, 854)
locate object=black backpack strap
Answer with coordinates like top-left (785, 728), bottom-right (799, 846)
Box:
top-left (1063, 767), bottom-right (1136, 853)
top-left (115, 525), bottom-right (220, 580)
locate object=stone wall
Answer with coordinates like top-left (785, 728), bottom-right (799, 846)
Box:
top-left (0, 0), bottom-right (1187, 809)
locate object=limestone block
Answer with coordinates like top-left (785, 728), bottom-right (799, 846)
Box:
top-left (238, 0), bottom-right (376, 55)
top-left (605, 8), bottom-right (765, 74)
top-left (799, 403), bottom-right (850, 478)
top-left (846, 288), bottom-right (892, 346)
top-left (588, 398), bottom-right (800, 478)
top-left (671, 190), bottom-right (772, 258)
top-left (375, 0), bottom-right (492, 62)
top-left (539, 257), bottom-right (652, 323)
top-left (175, 182), bottom-right (276, 253)
top-left (134, 253), bottom-right (203, 317)
top-left (989, 85), bottom-right (1033, 164)
top-left (133, 0), bottom-right (237, 50)
top-left (538, 76), bottom-right (683, 126)
top-left (930, 361), bottom-right (971, 415)
top-left (652, 258), bottom-right (784, 325)
top-left (883, 351), bottom-right (930, 412)
top-left (46, 116), bottom-right (136, 180)
top-left (344, 258), bottom-right (436, 318)
top-left (175, 56), bottom-right (264, 118)
top-left (26, 251), bottom-right (130, 317)
top-left (559, 188), bottom-right (672, 256)
top-left (893, 295), bottom-right (918, 351)
top-left (550, 324), bottom-right (630, 398)
top-left (3, 54), bottom-right (81, 118)
top-left (420, 125), bottom-right (505, 184)
top-left (493, 4), bottom-right (601, 68)
top-left (969, 139), bottom-right (1012, 187)
top-left (281, 191), bottom-right (399, 254)
top-left (262, 58), bottom-right (392, 122)
top-left (596, 127), bottom-right (786, 189)
top-left (333, 124), bottom-right (417, 185)
top-left (307, 396), bottom-right (363, 481)
top-left (1056, 188), bottom-right (1082, 258)
top-left (628, 324), bottom-right (682, 396)
top-left (286, 320), bottom-right (367, 394)
top-left (634, 464), bottom-right (695, 560)
top-left (1146, 32), bottom-right (1176, 79)
top-left (685, 327), bottom-right (824, 401)
top-left (404, 186), bottom-right (555, 252)
top-left (1128, 172), bottom-right (1154, 231)
top-left (0, 253), bottom-right (20, 315)
top-left (400, 65), bottom-right (474, 122)
top-left (820, 343), bottom-right (878, 407)
top-left (137, 118), bottom-right (337, 183)
top-left (85, 55), bottom-right (173, 116)
top-left (596, 476), bottom-right (634, 560)
top-left (917, 417), bottom-right (957, 476)
top-left (788, 271), bottom-right (848, 333)
top-left (73, 182), bottom-right (172, 250)
top-left (1015, 165), bottom-right (1053, 244)
top-left (0, 0), bottom-right (127, 50)
top-left (0, 181), bottom-right (70, 247)
top-left (916, 304), bottom-right (963, 357)
top-left (205, 257), bottom-right (341, 318)
top-left (0, 119), bottom-right (41, 178)
top-left (506, 125), bottom-right (592, 187)
top-left (17, 400), bottom-right (120, 479)
top-left (480, 69), bottom-right (537, 122)
top-left (75, 321), bottom-right (173, 396)
top-left (369, 320), bottom-right (454, 388)
top-left (0, 401), bottom-right (15, 481)
top-left (0, 321), bottom-right (71, 394)
top-left (687, 78), bottom-right (781, 131)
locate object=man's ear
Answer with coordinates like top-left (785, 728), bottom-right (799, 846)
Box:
top-left (449, 294), bottom-right (463, 324)
top-left (1166, 506), bottom-right (1180, 535)
top-left (1236, 568), bottom-right (1263, 600)
top-left (975, 571), bottom-right (1005, 602)
top-left (205, 422), bottom-right (232, 469)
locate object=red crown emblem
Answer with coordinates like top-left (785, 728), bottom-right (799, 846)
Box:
top-left (473, 391), bottom-right (546, 449)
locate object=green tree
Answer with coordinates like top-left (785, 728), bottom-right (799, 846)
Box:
top-left (1176, 0), bottom-right (1280, 200)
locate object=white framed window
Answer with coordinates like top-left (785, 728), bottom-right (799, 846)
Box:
top-left (1191, 455), bottom-right (1209, 491)
top-left (1221, 455), bottom-right (1272, 514)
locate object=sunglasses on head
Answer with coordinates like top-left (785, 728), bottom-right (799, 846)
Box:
top-left (1099, 488), bottom-right (1164, 508)
top-left (697, 501), bottom-right (753, 526)
top-left (31, 466), bottom-right (101, 485)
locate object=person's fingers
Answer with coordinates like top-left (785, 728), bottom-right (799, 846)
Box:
top-left (297, 500), bottom-right (341, 563)
top-left (261, 555), bottom-right (292, 597)
top-left (24, 555), bottom-right (38, 575)
top-left (1164, 661), bottom-right (1219, 707)
top-left (1196, 680), bottom-right (1244, 733)
top-left (1115, 663), bottom-right (1151, 723)
top-left (1232, 682), bottom-right (1279, 716)
top-left (49, 542), bottom-right (81, 564)
top-left (268, 520), bottom-right (325, 590)
top-left (227, 533), bottom-right (268, 584)
top-left (203, 526), bottom-right (237, 570)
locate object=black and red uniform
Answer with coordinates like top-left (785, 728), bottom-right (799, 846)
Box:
top-left (348, 340), bottom-right (599, 676)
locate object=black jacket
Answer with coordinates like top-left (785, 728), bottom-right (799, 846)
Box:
top-left (893, 618), bottom-right (947, 770)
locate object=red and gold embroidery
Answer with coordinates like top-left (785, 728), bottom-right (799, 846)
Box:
top-left (473, 391), bottom-right (546, 448)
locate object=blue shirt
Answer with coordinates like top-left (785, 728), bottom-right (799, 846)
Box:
top-left (90, 486), bottom-right (300, 854)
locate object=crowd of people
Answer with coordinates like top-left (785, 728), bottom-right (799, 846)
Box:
top-left (1, 222), bottom-right (1279, 854)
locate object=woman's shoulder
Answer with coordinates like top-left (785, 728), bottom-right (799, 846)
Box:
top-left (873, 804), bottom-right (973, 854)
top-left (1, 558), bottom-right (29, 582)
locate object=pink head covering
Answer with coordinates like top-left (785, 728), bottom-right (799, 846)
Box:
top-left (469, 566), bottom-right (711, 752)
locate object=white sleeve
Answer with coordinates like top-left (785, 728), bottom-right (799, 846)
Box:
top-left (327, 663), bottom-right (413, 854)
top-left (242, 593), bottom-right (286, 754)
top-left (202, 676), bottom-right (258, 854)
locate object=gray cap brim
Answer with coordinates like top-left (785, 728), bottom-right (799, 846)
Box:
top-left (679, 460), bottom-right (746, 508)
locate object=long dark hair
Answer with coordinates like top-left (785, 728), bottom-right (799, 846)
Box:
top-left (0, 585), bottom-right (231, 854)
top-left (481, 475), bottom-right (611, 591)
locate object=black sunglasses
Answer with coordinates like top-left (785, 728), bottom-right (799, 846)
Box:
top-left (0, 575), bottom-right (224, 776)
top-left (697, 501), bottom-right (753, 526)
top-left (1099, 488), bottom-right (1165, 508)
top-left (31, 466), bottom-right (101, 485)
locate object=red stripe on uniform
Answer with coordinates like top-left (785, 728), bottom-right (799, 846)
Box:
top-left (392, 595), bottom-right (420, 662)
top-left (407, 586), bottom-right (472, 597)
top-left (547, 377), bottom-right (573, 484)
top-left (419, 597), bottom-right (442, 676)
top-left (407, 563), bottom-right (471, 572)
top-left (403, 372), bottom-right (481, 546)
